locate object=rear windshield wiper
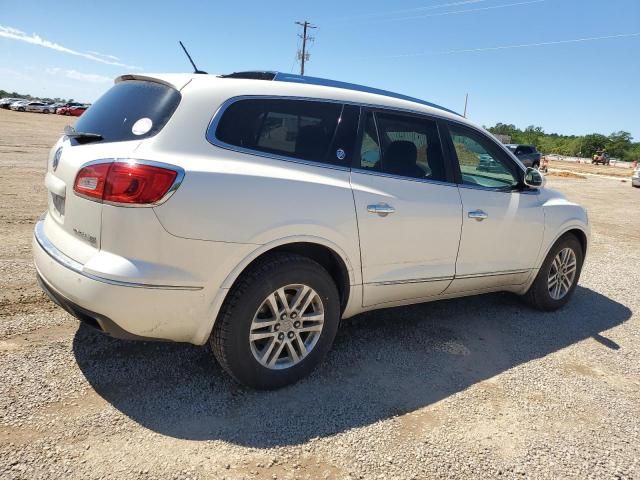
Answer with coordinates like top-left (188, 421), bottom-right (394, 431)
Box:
top-left (64, 125), bottom-right (103, 143)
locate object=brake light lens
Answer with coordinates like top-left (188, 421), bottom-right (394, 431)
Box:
top-left (74, 161), bottom-right (180, 205)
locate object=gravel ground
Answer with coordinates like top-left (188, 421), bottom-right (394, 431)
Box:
top-left (1, 109), bottom-right (639, 479)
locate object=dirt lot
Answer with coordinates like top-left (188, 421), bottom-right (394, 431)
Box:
top-left (546, 159), bottom-right (634, 179)
top-left (1, 108), bottom-right (639, 479)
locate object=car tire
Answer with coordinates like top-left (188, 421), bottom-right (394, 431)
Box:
top-left (43, 109), bottom-right (49, 114)
top-left (18, 107), bottom-right (25, 112)
top-left (210, 252), bottom-right (341, 389)
top-left (522, 234), bottom-right (584, 311)
top-left (65, 111), bottom-right (71, 116)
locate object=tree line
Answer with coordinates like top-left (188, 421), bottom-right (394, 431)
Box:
top-left (486, 123), bottom-right (640, 161)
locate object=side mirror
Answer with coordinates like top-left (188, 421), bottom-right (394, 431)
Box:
top-left (523, 167), bottom-right (544, 188)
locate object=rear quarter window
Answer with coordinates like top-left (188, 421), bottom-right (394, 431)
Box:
top-left (72, 80), bottom-right (181, 145)
top-left (213, 98), bottom-right (343, 164)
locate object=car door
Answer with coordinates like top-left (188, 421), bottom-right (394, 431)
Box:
top-left (442, 122), bottom-right (545, 294)
top-left (351, 109), bottom-right (462, 307)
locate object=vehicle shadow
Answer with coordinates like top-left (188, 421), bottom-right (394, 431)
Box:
top-left (73, 286), bottom-right (630, 448)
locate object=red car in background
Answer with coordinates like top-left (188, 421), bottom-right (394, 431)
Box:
top-left (57, 105), bottom-right (89, 116)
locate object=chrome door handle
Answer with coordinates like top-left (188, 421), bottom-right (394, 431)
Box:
top-left (468, 209), bottom-right (488, 221)
top-left (367, 203), bottom-right (395, 217)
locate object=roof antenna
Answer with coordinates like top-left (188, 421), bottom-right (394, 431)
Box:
top-left (179, 41), bottom-right (207, 74)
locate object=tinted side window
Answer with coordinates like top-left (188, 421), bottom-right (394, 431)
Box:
top-left (448, 124), bottom-right (520, 189)
top-left (360, 111), bottom-right (447, 182)
top-left (359, 111), bottom-right (381, 169)
top-left (215, 99), bottom-right (342, 164)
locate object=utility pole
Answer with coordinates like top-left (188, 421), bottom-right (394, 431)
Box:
top-left (463, 93), bottom-right (469, 118)
top-left (295, 20), bottom-right (316, 76)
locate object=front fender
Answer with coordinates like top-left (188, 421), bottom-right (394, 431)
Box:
top-left (536, 190), bottom-right (590, 269)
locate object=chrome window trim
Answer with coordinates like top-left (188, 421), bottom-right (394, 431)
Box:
top-left (457, 182), bottom-right (540, 195)
top-left (72, 158), bottom-right (186, 208)
top-left (206, 96), bottom-right (352, 172)
top-left (205, 95), bottom-right (464, 172)
top-left (205, 95), bottom-right (533, 190)
top-left (34, 220), bottom-right (202, 291)
top-left (351, 166), bottom-right (459, 188)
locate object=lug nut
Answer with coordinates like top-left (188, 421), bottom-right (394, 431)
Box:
top-left (274, 324), bottom-right (280, 331)
top-left (291, 312), bottom-right (297, 319)
top-left (293, 321), bottom-right (301, 328)
top-left (287, 331), bottom-right (295, 339)
top-left (280, 313), bottom-right (288, 320)
top-left (278, 332), bottom-right (285, 341)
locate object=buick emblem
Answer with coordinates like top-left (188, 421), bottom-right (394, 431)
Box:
top-left (53, 147), bottom-right (62, 171)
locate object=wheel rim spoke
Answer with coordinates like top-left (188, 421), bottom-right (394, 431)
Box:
top-left (289, 285), bottom-right (311, 313)
top-left (267, 341), bottom-right (287, 367)
top-left (249, 283), bottom-right (325, 370)
top-left (260, 337), bottom-right (278, 364)
top-left (250, 331), bottom-right (277, 341)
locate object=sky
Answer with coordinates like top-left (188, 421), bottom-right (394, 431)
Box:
top-left (1, 0), bottom-right (639, 138)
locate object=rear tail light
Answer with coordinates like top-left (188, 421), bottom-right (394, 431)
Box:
top-left (74, 160), bottom-right (182, 205)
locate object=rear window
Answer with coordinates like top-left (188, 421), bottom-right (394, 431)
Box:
top-left (214, 99), bottom-right (342, 163)
top-left (72, 80), bottom-right (181, 145)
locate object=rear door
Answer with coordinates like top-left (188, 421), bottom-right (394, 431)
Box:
top-left (44, 79), bottom-right (182, 263)
top-left (351, 109), bottom-right (462, 307)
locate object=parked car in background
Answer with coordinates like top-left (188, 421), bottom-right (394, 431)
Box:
top-left (34, 72), bottom-right (589, 389)
top-left (57, 105), bottom-right (89, 116)
top-left (0, 97), bottom-right (23, 109)
top-left (54, 102), bottom-right (85, 114)
top-left (505, 144), bottom-right (542, 168)
top-left (24, 102), bottom-right (56, 114)
top-left (9, 100), bottom-right (31, 111)
top-left (632, 167), bottom-right (640, 188)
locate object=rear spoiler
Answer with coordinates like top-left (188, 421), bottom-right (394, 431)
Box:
top-left (114, 74), bottom-right (194, 91)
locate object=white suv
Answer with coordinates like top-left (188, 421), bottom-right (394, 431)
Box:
top-left (33, 72), bottom-right (589, 388)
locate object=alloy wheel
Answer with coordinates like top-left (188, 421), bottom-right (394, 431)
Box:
top-left (548, 247), bottom-right (577, 300)
top-left (249, 284), bottom-right (324, 370)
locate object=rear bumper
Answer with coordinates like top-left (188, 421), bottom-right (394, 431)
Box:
top-left (33, 220), bottom-right (211, 344)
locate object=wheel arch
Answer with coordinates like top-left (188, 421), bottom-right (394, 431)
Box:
top-left (194, 237), bottom-right (358, 345)
top-left (539, 225), bottom-right (589, 270)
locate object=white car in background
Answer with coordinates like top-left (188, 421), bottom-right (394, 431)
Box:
top-left (33, 72), bottom-right (590, 388)
top-left (23, 102), bottom-right (56, 114)
top-left (632, 167), bottom-right (640, 188)
top-left (9, 100), bottom-right (30, 111)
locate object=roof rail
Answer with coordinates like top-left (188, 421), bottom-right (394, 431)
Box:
top-left (219, 71), bottom-right (278, 81)
top-left (218, 71), bottom-right (460, 116)
top-left (273, 73), bottom-right (460, 116)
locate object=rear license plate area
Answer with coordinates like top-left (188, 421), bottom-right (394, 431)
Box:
top-left (52, 192), bottom-right (65, 218)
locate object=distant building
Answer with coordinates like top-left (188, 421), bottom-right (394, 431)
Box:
top-left (492, 134), bottom-right (511, 144)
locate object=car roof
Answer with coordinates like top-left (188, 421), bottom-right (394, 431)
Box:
top-left (115, 72), bottom-right (470, 124)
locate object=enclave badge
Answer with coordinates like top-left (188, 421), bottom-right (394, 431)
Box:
top-left (52, 147), bottom-right (62, 171)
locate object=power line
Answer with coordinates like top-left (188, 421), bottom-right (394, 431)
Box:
top-left (378, 32), bottom-right (640, 58)
top-left (295, 20), bottom-right (316, 75)
top-left (330, 0), bottom-right (490, 22)
top-left (363, 0), bottom-right (545, 24)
